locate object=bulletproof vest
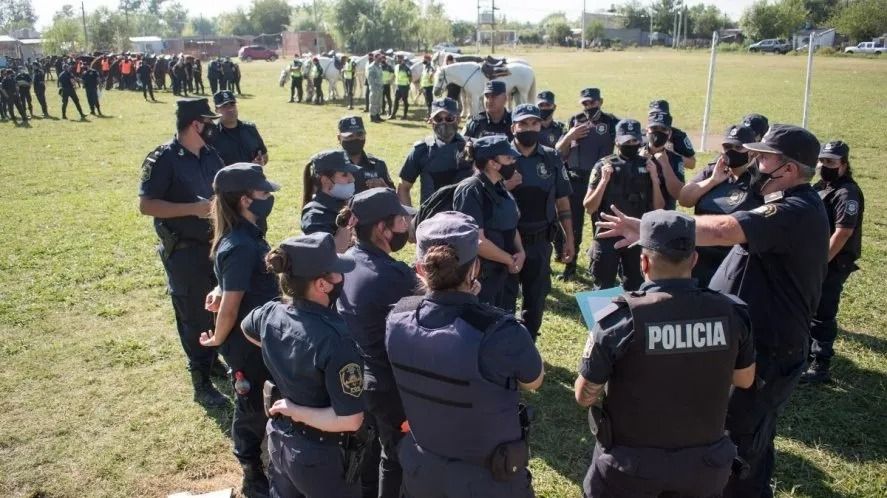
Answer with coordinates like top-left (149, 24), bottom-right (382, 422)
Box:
top-left (512, 150), bottom-right (559, 232)
top-left (386, 297), bottom-right (522, 463)
top-left (567, 114), bottom-right (615, 172)
top-left (695, 168), bottom-right (761, 216)
top-left (598, 156), bottom-right (653, 220)
top-left (605, 290), bottom-right (742, 448)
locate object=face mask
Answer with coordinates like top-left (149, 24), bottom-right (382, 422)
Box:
top-left (539, 108), bottom-right (554, 120)
top-left (388, 229), bottom-right (409, 252)
top-left (248, 195), bottom-right (275, 220)
top-left (341, 139), bottom-right (365, 156)
top-left (647, 131), bottom-right (668, 148)
top-left (325, 278), bottom-right (344, 307)
top-left (820, 165), bottom-right (840, 183)
top-left (496, 161), bottom-right (516, 180)
top-left (724, 149), bottom-right (750, 168)
top-left (329, 181), bottom-right (355, 200)
top-left (198, 121), bottom-right (215, 142)
top-left (756, 160), bottom-right (789, 191)
top-left (585, 107), bottom-right (601, 121)
top-left (618, 144), bottom-right (641, 159)
top-left (433, 122), bottom-right (458, 143)
top-left (515, 130), bottom-right (539, 147)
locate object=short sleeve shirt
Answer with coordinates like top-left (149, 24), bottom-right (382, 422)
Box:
top-left (210, 120), bottom-right (268, 166)
top-left (814, 176), bottom-right (864, 263)
top-left (669, 127), bottom-right (696, 158)
top-left (214, 222), bottom-right (279, 322)
top-left (301, 192), bottom-right (345, 235)
top-left (510, 142), bottom-right (572, 231)
top-left (400, 135), bottom-right (472, 204)
top-left (352, 152), bottom-right (395, 192)
top-left (463, 111), bottom-right (514, 140)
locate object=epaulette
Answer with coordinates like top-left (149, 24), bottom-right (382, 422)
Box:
top-left (240, 120), bottom-right (257, 128)
top-left (764, 191), bottom-right (784, 204)
top-left (461, 301), bottom-right (517, 334)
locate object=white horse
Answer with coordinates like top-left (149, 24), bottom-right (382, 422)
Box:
top-left (300, 56), bottom-right (341, 101)
top-left (432, 62), bottom-right (537, 117)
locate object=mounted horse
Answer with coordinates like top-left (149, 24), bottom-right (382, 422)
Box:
top-left (432, 61), bottom-right (536, 117)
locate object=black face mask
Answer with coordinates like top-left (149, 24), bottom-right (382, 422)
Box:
top-left (820, 165), bottom-right (840, 183)
top-left (618, 144), bottom-right (641, 159)
top-left (341, 139), bottom-right (365, 156)
top-left (248, 195), bottom-right (275, 220)
top-left (497, 161), bottom-right (516, 180)
top-left (433, 122), bottom-right (458, 143)
top-left (539, 108), bottom-right (554, 120)
top-left (515, 130), bottom-right (539, 147)
top-left (327, 280), bottom-right (344, 307)
top-left (647, 131), bottom-right (668, 148)
top-left (756, 161), bottom-right (789, 191)
top-left (723, 149), bottom-right (749, 168)
top-left (199, 121), bottom-right (215, 142)
top-left (585, 107), bottom-right (601, 121)
top-left (388, 230), bottom-right (409, 252)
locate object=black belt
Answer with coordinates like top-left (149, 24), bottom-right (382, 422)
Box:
top-left (519, 226), bottom-right (554, 245)
top-left (173, 239), bottom-right (208, 251)
top-left (274, 418), bottom-right (352, 447)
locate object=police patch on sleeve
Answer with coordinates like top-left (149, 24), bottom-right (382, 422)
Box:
top-left (751, 204), bottom-right (778, 217)
top-left (339, 363), bottom-right (364, 398)
top-left (141, 154), bottom-right (156, 183)
top-left (683, 136), bottom-right (694, 152)
top-left (645, 317), bottom-right (729, 355)
top-left (582, 335), bottom-right (594, 359)
top-left (845, 200), bottom-right (859, 216)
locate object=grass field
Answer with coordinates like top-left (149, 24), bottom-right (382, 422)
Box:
top-left (0, 48), bottom-right (885, 497)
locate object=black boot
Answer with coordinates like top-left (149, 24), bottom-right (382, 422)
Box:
top-left (210, 358), bottom-right (230, 379)
top-left (241, 461), bottom-right (271, 498)
top-left (557, 262), bottom-right (577, 282)
top-left (190, 370), bottom-right (228, 407)
top-left (800, 359), bottom-right (831, 384)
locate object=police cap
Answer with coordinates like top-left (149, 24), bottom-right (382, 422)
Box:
top-left (536, 90), bottom-right (555, 105)
top-left (636, 209), bottom-right (696, 260)
top-left (649, 99), bottom-right (670, 113)
top-left (473, 135), bottom-right (520, 161)
top-left (176, 97), bottom-right (220, 122)
top-left (512, 104), bottom-right (542, 122)
top-left (647, 111), bottom-right (672, 128)
top-left (722, 125), bottom-right (756, 147)
top-left (484, 80), bottom-right (506, 95)
top-left (430, 97), bottom-right (459, 117)
top-left (311, 150), bottom-right (360, 175)
top-left (742, 113), bottom-right (769, 139)
top-left (213, 90), bottom-right (236, 107)
top-left (281, 233), bottom-right (356, 278)
top-left (580, 87), bottom-right (601, 102)
top-left (416, 212), bottom-right (479, 265)
top-left (744, 124), bottom-right (821, 169)
top-left (819, 140), bottom-right (849, 161)
top-left (214, 163), bottom-right (280, 193)
top-left (615, 119), bottom-right (643, 144)
top-left (338, 115), bottom-right (365, 136)
top-left (349, 187), bottom-right (416, 226)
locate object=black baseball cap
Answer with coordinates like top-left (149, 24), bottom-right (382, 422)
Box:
top-left (176, 97), bottom-right (220, 122)
top-left (580, 88), bottom-right (601, 102)
top-left (615, 119), bottom-right (643, 144)
top-left (722, 125), bottom-right (756, 147)
top-left (214, 163), bottom-right (280, 193)
top-left (484, 81), bottom-right (506, 95)
top-left (649, 99), bottom-right (670, 113)
top-left (819, 140), bottom-right (849, 161)
top-left (281, 233), bottom-right (356, 277)
top-left (348, 187), bottom-right (416, 226)
top-left (647, 111), bottom-right (672, 129)
top-left (512, 104), bottom-right (542, 122)
top-left (536, 91), bottom-right (555, 105)
top-left (430, 98), bottom-right (459, 117)
top-left (213, 90), bottom-right (236, 107)
top-left (473, 135), bottom-right (521, 161)
top-left (744, 124), bottom-right (821, 169)
top-left (416, 211), bottom-right (480, 265)
top-left (635, 209), bottom-right (695, 260)
top-left (742, 113), bottom-right (769, 139)
top-left (311, 150), bottom-right (360, 175)
top-left (338, 115), bottom-right (365, 136)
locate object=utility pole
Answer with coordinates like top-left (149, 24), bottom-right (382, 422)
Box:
top-left (581, 0), bottom-right (586, 50)
top-left (81, 2), bottom-right (89, 51)
top-left (476, 0), bottom-right (481, 54)
top-left (672, 11), bottom-right (677, 48)
top-left (491, 0), bottom-right (497, 53)
top-left (649, 4), bottom-right (654, 46)
top-left (683, 6), bottom-right (688, 45)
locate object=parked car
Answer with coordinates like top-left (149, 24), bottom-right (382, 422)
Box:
top-left (238, 45), bottom-right (278, 62)
top-left (433, 42), bottom-right (462, 54)
top-left (748, 38), bottom-right (792, 54)
top-left (844, 42), bottom-right (884, 55)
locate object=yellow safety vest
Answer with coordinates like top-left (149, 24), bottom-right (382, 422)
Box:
top-left (395, 64), bottom-right (410, 86)
top-left (290, 62), bottom-right (302, 77)
top-left (420, 66), bottom-right (434, 87)
top-left (382, 68), bottom-right (394, 85)
top-left (343, 61), bottom-right (354, 80)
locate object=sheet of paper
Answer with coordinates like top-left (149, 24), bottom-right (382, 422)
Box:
top-left (575, 287), bottom-right (624, 330)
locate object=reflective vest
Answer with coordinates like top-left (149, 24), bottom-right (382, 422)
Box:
top-left (420, 65), bottom-right (434, 87)
top-left (101, 59), bottom-right (110, 71)
top-left (121, 61), bottom-right (132, 75)
top-left (289, 62), bottom-right (302, 78)
top-left (342, 60), bottom-right (355, 80)
top-left (382, 67), bottom-right (394, 85)
top-left (395, 64), bottom-right (410, 86)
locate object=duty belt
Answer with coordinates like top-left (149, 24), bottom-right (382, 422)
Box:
top-left (519, 225), bottom-right (554, 245)
top-left (275, 418), bottom-right (352, 447)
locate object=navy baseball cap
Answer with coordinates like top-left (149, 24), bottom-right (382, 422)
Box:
top-left (635, 209), bottom-right (696, 260)
top-left (580, 88), bottom-right (601, 102)
top-left (722, 125), bottom-right (756, 147)
top-left (649, 99), bottom-right (670, 113)
top-left (744, 124), bottom-right (821, 169)
top-left (473, 135), bottom-right (521, 161)
top-left (615, 119), bottom-right (643, 144)
top-left (214, 163), bottom-right (280, 193)
top-left (311, 150), bottom-right (360, 175)
top-left (484, 80), bottom-right (506, 95)
top-left (281, 233), bottom-right (356, 278)
top-left (742, 113), bottom-right (769, 139)
top-left (416, 211), bottom-right (480, 265)
top-left (536, 91), bottom-right (555, 105)
top-left (348, 187), bottom-right (416, 226)
top-left (647, 111), bottom-right (672, 128)
top-left (176, 97), bottom-right (220, 121)
top-left (338, 115), bottom-right (365, 136)
top-left (213, 90), bottom-right (236, 107)
top-left (819, 140), bottom-right (849, 160)
top-left (430, 97), bottom-right (459, 117)
top-left (512, 104), bottom-right (542, 122)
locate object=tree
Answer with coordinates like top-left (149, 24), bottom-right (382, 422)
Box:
top-left (418, 1), bottom-right (451, 50)
top-left (216, 8), bottom-right (252, 36)
top-left (161, 1), bottom-right (189, 36)
top-left (585, 20), bottom-right (605, 42)
top-left (87, 6), bottom-right (128, 51)
top-left (119, 0), bottom-right (143, 26)
top-left (741, 1), bottom-right (783, 39)
top-left (249, 0), bottom-right (291, 34)
top-left (617, 0), bottom-right (651, 30)
top-left (452, 21), bottom-right (475, 44)
top-left (43, 6), bottom-right (84, 53)
top-left (0, 0), bottom-right (37, 33)
top-left (144, 0), bottom-right (166, 16)
top-left (189, 16), bottom-right (216, 36)
top-left (651, 0), bottom-right (678, 33)
top-left (546, 21), bottom-right (572, 46)
top-left (829, 0), bottom-right (887, 41)
top-left (290, 4), bottom-right (319, 31)
top-left (380, 0), bottom-right (420, 49)
top-left (805, 0), bottom-right (841, 26)
top-left (687, 4), bottom-right (728, 38)
top-left (775, 0), bottom-right (807, 35)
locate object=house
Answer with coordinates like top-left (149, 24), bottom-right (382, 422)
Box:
top-left (19, 39), bottom-right (44, 59)
top-left (793, 28), bottom-right (836, 50)
top-left (281, 31), bottom-right (335, 56)
top-left (162, 36), bottom-right (253, 58)
top-left (130, 36), bottom-right (165, 54)
top-left (583, 12), bottom-right (629, 30)
top-left (0, 35), bottom-right (21, 58)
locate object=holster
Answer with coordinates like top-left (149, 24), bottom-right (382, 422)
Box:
top-left (156, 222), bottom-right (180, 262)
top-left (262, 380), bottom-right (281, 418)
top-left (589, 404), bottom-right (613, 450)
top-left (488, 403), bottom-right (534, 482)
top-left (342, 421), bottom-right (376, 484)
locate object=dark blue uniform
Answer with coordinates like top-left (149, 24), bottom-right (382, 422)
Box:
top-left (58, 68), bottom-right (85, 119)
top-left (709, 185), bottom-right (829, 497)
top-left (386, 292), bottom-right (542, 498)
top-left (580, 280), bottom-right (755, 498)
top-left (81, 68), bottom-right (101, 115)
top-left (453, 173), bottom-right (520, 308)
top-left (463, 111), bottom-right (514, 140)
top-left (14, 71), bottom-right (33, 117)
top-left (651, 149), bottom-right (685, 210)
top-left (505, 143), bottom-right (571, 338)
top-left (301, 192), bottom-right (345, 235)
top-left (669, 127), bottom-right (696, 160)
top-left (139, 139), bottom-right (225, 373)
top-left (338, 242), bottom-right (419, 498)
top-left (351, 152), bottom-right (395, 193)
top-left (211, 120), bottom-right (268, 166)
top-left (32, 66), bottom-right (49, 116)
top-left (242, 299), bottom-right (364, 498)
top-left (538, 120), bottom-right (566, 149)
top-left (399, 134), bottom-right (471, 204)
top-left (690, 163), bottom-right (762, 286)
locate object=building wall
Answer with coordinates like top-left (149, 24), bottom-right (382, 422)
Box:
top-left (281, 32), bottom-right (335, 56)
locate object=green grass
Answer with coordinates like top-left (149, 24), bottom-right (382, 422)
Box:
top-left (1, 48), bottom-right (885, 497)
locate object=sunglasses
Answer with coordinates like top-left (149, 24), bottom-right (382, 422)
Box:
top-left (432, 114), bottom-right (457, 123)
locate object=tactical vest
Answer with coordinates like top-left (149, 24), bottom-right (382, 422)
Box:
top-left (395, 65), bottom-right (410, 86)
top-left (695, 168), bottom-right (760, 216)
top-left (605, 290), bottom-right (742, 448)
top-left (386, 296), bottom-right (522, 464)
top-left (597, 156), bottom-right (653, 221)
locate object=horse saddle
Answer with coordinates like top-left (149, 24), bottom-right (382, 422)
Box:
top-left (482, 56), bottom-right (510, 79)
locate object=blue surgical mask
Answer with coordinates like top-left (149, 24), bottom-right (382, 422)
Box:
top-left (329, 181), bottom-right (355, 200)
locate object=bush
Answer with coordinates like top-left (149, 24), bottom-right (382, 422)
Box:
top-left (818, 46), bottom-right (837, 56)
top-left (717, 42), bottom-right (743, 52)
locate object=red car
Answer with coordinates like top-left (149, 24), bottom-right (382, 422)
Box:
top-left (238, 45), bottom-right (278, 62)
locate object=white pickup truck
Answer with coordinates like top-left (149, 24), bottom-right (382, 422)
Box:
top-left (844, 42), bottom-right (884, 55)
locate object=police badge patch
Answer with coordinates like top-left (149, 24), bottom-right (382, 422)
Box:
top-left (339, 363), bottom-right (364, 397)
top-left (727, 189), bottom-right (746, 206)
top-left (537, 162), bottom-right (551, 179)
top-left (846, 200), bottom-right (859, 216)
top-left (596, 123), bottom-right (608, 135)
top-left (752, 204), bottom-right (778, 217)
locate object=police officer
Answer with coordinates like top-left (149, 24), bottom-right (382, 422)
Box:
top-left (337, 115), bottom-right (395, 192)
top-left (241, 233), bottom-right (365, 498)
top-left (193, 58), bottom-right (205, 94)
top-left (15, 68), bottom-right (34, 119)
top-left (742, 113), bottom-right (770, 142)
top-left (138, 98), bottom-right (228, 407)
top-left (201, 163), bottom-right (280, 498)
top-left (648, 99), bottom-right (696, 170)
top-left (208, 57), bottom-right (220, 94)
top-left (210, 90), bottom-right (268, 166)
top-left (536, 91), bottom-right (566, 149)
top-left (389, 53), bottom-right (411, 120)
top-left (58, 64), bottom-right (86, 120)
top-left (0, 69), bottom-right (26, 123)
top-left (301, 150), bottom-right (359, 251)
top-left (386, 211), bottom-right (543, 498)
top-left (381, 57), bottom-right (394, 116)
top-left (557, 88), bottom-right (619, 280)
top-left (287, 56), bottom-right (304, 103)
top-left (420, 54), bottom-right (435, 116)
top-left (583, 119), bottom-right (665, 290)
top-left (803, 140), bottom-right (864, 384)
top-left (367, 52), bottom-right (385, 123)
top-left (597, 124), bottom-right (829, 497)
top-left (397, 97), bottom-right (470, 206)
top-left (342, 55), bottom-right (356, 110)
top-left (644, 111), bottom-right (685, 209)
top-left (81, 65), bottom-right (102, 116)
top-left (137, 59), bottom-right (156, 102)
top-left (505, 104), bottom-right (573, 340)
top-left (679, 125), bottom-right (761, 287)
top-left (444, 54), bottom-right (462, 112)
top-left (311, 57), bottom-right (324, 104)
top-left (463, 81), bottom-right (513, 140)
top-left (32, 62), bottom-right (49, 117)
top-left (575, 210), bottom-right (756, 498)
top-left (453, 135), bottom-right (523, 308)
top-left (337, 188), bottom-right (418, 498)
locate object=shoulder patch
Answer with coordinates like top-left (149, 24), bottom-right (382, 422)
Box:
top-left (582, 333), bottom-right (594, 359)
top-left (751, 204), bottom-right (778, 217)
top-left (141, 145), bottom-right (166, 183)
top-left (339, 363), bottom-right (364, 398)
top-left (845, 199), bottom-right (859, 216)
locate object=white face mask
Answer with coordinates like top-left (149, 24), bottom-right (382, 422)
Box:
top-left (329, 181), bottom-right (355, 200)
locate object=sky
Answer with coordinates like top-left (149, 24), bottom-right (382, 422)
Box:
top-left (34, 0), bottom-right (759, 30)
